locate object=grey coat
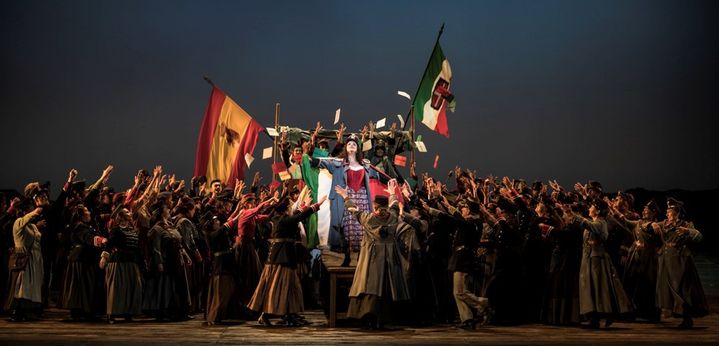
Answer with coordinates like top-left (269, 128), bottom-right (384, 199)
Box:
top-left (10, 212), bottom-right (44, 304)
top-left (656, 220), bottom-right (708, 317)
top-left (344, 197), bottom-right (410, 301)
top-left (573, 215), bottom-right (632, 316)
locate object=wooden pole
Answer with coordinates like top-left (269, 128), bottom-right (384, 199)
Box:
top-left (410, 106), bottom-right (416, 168)
top-left (273, 103), bottom-right (280, 174)
top-left (203, 75), bottom-right (215, 86)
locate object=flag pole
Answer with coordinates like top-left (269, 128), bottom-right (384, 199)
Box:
top-left (203, 75), bottom-right (214, 86)
top-left (402, 23), bottom-right (445, 132)
top-left (410, 105), bottom-right (416, 168)
top-left (273, 103), bottom-right (280, 174)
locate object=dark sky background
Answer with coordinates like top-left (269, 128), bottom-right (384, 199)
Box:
top-left (1, 0), bottom-right (717, 194)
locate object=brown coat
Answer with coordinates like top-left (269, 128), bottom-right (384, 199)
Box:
top-left (344, 197), bottom-right (410, 301)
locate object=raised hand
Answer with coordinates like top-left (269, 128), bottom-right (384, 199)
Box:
top-left (386, 179), bottom-right (398, 195)
top-left (574, 183), bottom-right (587, 196)
top-left (199, 181), bottom-right (207, 195)
top-left (252, 172), bottom-right (261, 187)
top-left (237, 179), bottom-right (246, 194)
top-left (312, 121), bottom-right (322, 141)
top-left (102, 165), bottom-right (114, 179)
top-left (68, 168), bottom-right (78, 183)
top-left (502, 176), bottom-right (512, 188)
top-left (360, 125), bottom-right (369, 141)
top-left (337, 123), bottom-right (346, 142)
top-left (441, 195), bottom-right (451, 208)
top-left (334, 185), bottom-right (348, 199)
top-left (303, 192), bottom-right (313, 206)
top-left (400, 181), bottom-right (413, 199)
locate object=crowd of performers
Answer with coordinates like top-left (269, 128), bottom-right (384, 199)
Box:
top-left (0, 123), bottom-right (709, 330)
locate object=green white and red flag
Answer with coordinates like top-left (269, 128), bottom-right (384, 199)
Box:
top-left (412, 42), bottom-right (455, 138)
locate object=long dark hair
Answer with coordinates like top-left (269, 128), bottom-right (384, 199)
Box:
top-left (338, 139), bottom-right (363, 163)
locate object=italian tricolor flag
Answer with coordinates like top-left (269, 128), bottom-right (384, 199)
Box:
top-left (413, 43), bottom-right (455, 138)
top-left (299, 152), bottom-right (333, 249)
top-left (194, 86), bottom-right (264, 186)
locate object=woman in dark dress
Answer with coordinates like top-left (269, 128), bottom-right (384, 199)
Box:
top-left (143, 203), bottom-right (192, 321)
top-left (60, 205), bottom-right (108, 320)
top-left (101, 207), bottom-right (143, 323)
top-left (248, 194), bottom-right (325, 326)
top-left (205, 201), bottom-right (242, 325)
top-left (174, 200), bottom-right (204, 314)
top-left (655, 198), bottom-right (708, 328)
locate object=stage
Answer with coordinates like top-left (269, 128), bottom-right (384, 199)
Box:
top-left (0, 254), bottom-right (717, 345)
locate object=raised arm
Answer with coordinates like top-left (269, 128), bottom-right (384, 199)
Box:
top-left (677, 222), bottom-right (703, 243)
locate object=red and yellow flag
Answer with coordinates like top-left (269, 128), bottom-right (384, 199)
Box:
top-left (194, 86), bottom-right (264, 186)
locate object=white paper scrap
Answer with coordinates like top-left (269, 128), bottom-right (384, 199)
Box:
top-left (334, 108), bottom-right (341, 125)
top-left (415, 141), bottom-right (427, 153)
top-left (245, 153), bottom-right (254, 167)
top-left (266, 127), bottom-right (279, 137)
top-left (397, 90), bottom-right (411, 100)
top-left (376, 118), bottom-right (386, 129)
top-left (262, 147), bottom-right (273, 159)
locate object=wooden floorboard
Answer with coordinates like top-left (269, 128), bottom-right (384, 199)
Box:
top-left (1, 253), bottom-right (717, 345)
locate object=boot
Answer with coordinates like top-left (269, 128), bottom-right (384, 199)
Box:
top-left (258, 312), bottom-right (272, 326)
top-left (678, 316), bottom-right (693, 329)
top-left (9, 310), bottom-right (25, 322)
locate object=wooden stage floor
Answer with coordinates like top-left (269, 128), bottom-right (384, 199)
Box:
top-left (1, 254), bottom-right (717, 345)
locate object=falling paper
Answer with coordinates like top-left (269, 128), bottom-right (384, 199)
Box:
top-left (396, 114), bottom-right (405, 128)
top-left (262, 147), bottom-right (273, 159)
top-left (245, 153), bottom-right (254, 168)
top-left (397, 90), bottom-right (411, 100)
top-left (375, 118), bottom-right (386, 129)
top-left (334, 108), bottom-right (341, 125)
top-left (266, 127), bottom-right (279, 137)
top-left (415, 141), bottom-right (427, 152)
top-left (362, 140), bottom-right (372, 152)
top-left (394, 154), bottom-right (407, 167)
top-left (416, 135), bottom-right (422, 142)
top-left (433, 154), bottom-right (440, 169)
